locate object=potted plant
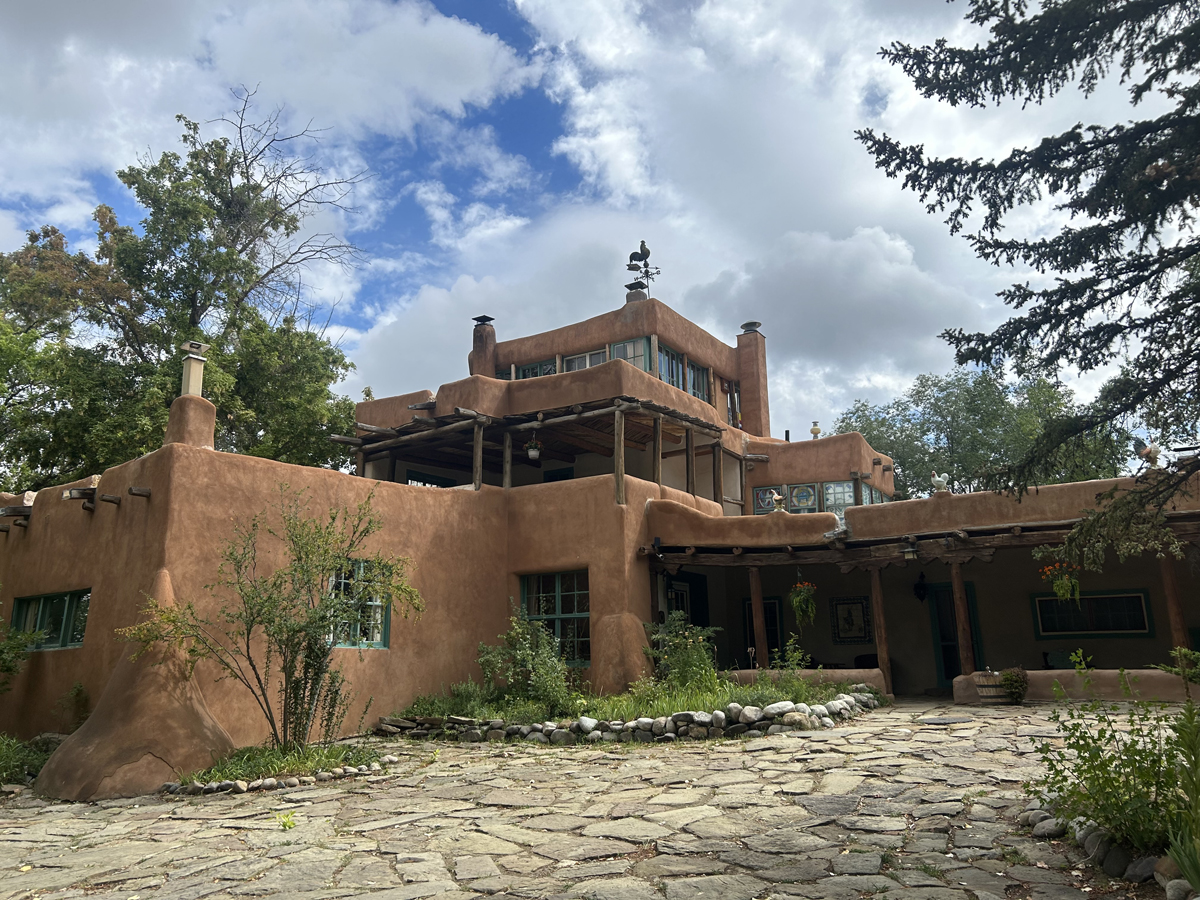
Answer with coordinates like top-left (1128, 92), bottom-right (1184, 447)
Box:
top-left (787, 580), bottom-right (817, 627)
top-left (1040, 561), bottom-right (1081, 602)
top-left (999, 666), bottom-right (1029, 704)
top-left (524, 438), bottom-right (543, 460)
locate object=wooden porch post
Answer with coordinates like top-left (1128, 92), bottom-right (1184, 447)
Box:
top-left (869, 568), bottom-right (892, 694)
top-left (748, 566), bottom-right (769, 669)
top-left (712, 443), bottom-right (724, 508)
top-left (387, 452), bottom-right (397, 484)
top-left (1161, 555), bottom-right (1192, 650)
top-left (685, 426), bottom-right (696, 496)
top-left (355, 451), bottom-right (364, 477)
top-left (950, 562), bottom-right (976, 675)
top-left (472, 422), bottom-right (484, 491)
top-left (502, 431), bottom-right (512, 489)
top-left (614, 408), bottom-right (626, 505)
top-left (652, 415), bottom-right (663, 486)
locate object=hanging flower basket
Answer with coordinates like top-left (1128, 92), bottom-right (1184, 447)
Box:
top-left (787, 581), bottom-right (817, 626)
top-left (1040, 562), bottom-right (1081, 602)
top-left (524, 438), bottom-right (543, 461)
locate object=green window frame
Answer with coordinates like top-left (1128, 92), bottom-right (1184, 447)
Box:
top-left (518, 359), bottom-right (557, 379)
top-left (11, 589), bottom-right (90, 650)
top-left (521, 570), bottom-right (590, 666)
top-left (495, 368), bottom-right (511, 380)
top-left (564, 349), bottom-right (607, 371)
top-left (687, 360), bottom-right (709, 402)
top-left (330, 561), bottom-right (391, 649)
top-left (609, 338), bottom-right (649, 372)
top-left (1030, 590), bottom-right (1154, 639)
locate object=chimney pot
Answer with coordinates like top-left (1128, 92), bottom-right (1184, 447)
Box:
top-left (180, 341), bottom-right (211, 397)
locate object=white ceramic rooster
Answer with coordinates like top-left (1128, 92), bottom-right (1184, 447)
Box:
top-left (931, 471), bottom-right (950, 493)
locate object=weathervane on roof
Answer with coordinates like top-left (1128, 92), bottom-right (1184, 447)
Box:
top-left (624, 240), bottom-right (660, 303)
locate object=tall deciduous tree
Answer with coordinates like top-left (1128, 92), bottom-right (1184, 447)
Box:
top-left (0, 92), bottom-right (360, 491)
top-left (835, 368), bottom-right (1130, 499)
top-left (857, 0), bottom-right (1200, 567)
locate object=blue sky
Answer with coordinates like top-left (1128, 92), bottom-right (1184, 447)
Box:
top-left (0, 0), bottom-right (1135, 434)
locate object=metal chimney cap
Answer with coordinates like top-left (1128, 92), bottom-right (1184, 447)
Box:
top-left (741, 321), bottom-right (762, 333)
top-left (472, 315), bottom-right (495, 325)
top-left (180, 340), bottom-right (211, 356)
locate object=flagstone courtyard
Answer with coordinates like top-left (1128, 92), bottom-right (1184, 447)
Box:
top-left (1, 701), bottom-right (1161, 900)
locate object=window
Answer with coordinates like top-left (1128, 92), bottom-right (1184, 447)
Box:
top-left (753, 486), bottom-right (782, 515)
top-left (658, 343), bottom-right (684, 390)
top-left (742, 598), bottom-right (782, 662)
top-left (564, 350), bottom-right (607, 371)
top-left (610, 338), bottom-right (647, 372)
top-left (522, 570), bottom-right (590, 665)
top-left (687, 360), bottom-right (709, 402)
top-left (495, 368), bottom-right (511, 380)
top-left (406, 469), bottom-right (455, 488)
top-left (786, 483), bottom-right (819, 514)
top-left (330, 561), bottom-right (390, 648)
top-left (823, 481), bottom-right (855, 520)
top-left (723, 379), bottom-right (742, 428)
top-left (544, 467), bottom-right (574, 483)
top-left (518, 359), bottom-right (556, 379)
top-left (11, 590), bottom-right (90, 649)
top-left (860, 485), bottom-right (873, 505)
top-left (1034, 592), bottom-right (1151, 638)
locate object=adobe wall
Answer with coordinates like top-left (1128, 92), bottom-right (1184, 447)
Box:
top-left (356, 390), bottom-right (435, 430)
top-left (0, 456), bottom-right (173, 738)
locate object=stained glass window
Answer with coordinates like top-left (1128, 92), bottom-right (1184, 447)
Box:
top-left (787, 484), bottom-right (818, 514)
top-left (823, 481), bottom-right (855, 521)
top-left (753, 486), bottom-right (782, 515)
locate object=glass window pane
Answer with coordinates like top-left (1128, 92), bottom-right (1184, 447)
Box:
top-left (39, 595), bottom-right (68, 647)
top-left (13, 598), bottom-right (39, 634)
top-left (67, 593), bottom-right (90, 645)
top-left (589, 351), bottom-right (606, 367)
top-left (565, 354), bottom-right (586, 372)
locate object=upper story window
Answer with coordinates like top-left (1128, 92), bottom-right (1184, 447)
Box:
top-left (610, 339), bottom-right (647, 371)
top-left (659, 344), bottom-right (684, 390)
top-left (687, 360), bottom-right (709, 402)
top-left (565, 350), bottom-right (607, 371)
top-left (518, 359), bottom-right (557, 379)
top-left (723, 379), bottom-right (742, 428)
top-left (823, 481), bottom-right (855, 521)
top-left (11, 590), bottom-right (90, 649)
top-left (1034, 592), bottom-right (1150, 637)
top-left (495, 368), bottom-right (511, 380)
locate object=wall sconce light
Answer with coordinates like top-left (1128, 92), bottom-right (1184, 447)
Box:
top-left (913, 572), bottom-right (927, 602)
top-left (903, 543), bottom-right (918, 561)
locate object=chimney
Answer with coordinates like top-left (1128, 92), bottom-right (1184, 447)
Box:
top-left (736, 321), bottom-right (771, 438)
top-left (468, 316), bottom-right (497, 377)
top-left (180, 341), bottom-right (211, 396)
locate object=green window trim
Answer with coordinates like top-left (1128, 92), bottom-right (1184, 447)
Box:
top-left (517, 359), bottom-right (557, 379)
top-left (330, 561), bottom-right (391, 649)
top-left (1029, 590), bottom-right (1155, 640)
top-left (658, 343), bottom-right (684, 390)
top-left (609, 337), bottom-right (650, 372)
top-left (11, 589), bottom-right (91, 650)
top-left (521, 570), bottom-right (591, 666)
top-left (687, 359), bottom-right (709, 402)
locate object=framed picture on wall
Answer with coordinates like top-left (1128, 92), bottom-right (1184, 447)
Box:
top-left (830, 596), bottom-right (872, 644)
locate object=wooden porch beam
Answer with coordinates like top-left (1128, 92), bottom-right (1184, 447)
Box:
top-left (869, 568), bottom-right (892, 694)
top-left (748, 566), bottom-right (769, 669)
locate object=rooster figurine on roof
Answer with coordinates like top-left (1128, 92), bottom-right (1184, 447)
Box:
top-left (628, 240), bottom-right (650, 265)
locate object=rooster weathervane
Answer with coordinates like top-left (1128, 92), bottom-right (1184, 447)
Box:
top-left (624, 240), bottom-right (660, 300)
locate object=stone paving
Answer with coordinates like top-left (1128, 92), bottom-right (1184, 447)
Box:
top-left (0, 700), bottom-right (1164, 900)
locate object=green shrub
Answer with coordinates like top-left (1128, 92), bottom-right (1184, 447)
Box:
top-left (643, 611), bottom-right (720, 692)
top-left (1170, 699), bottom-right (1200, 890)
top-left (1030, 661), bottom-right (1182, 853)
top-left (999, 667), bottom-right (1028, 704)
top-left (477, 606), bottom-right (580, 717)
top-left (0, 734), bottom-right (50, 784)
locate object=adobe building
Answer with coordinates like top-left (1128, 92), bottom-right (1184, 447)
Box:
top-left (2, 268), bottom-right (1198, 800)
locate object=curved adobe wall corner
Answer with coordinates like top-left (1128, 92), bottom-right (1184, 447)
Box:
top-left (162, 394), bottom-right (216, 449)
top-left (36, 568), bottom-right (234, 801)
top-left (590, 612), bottom-right (650, 695)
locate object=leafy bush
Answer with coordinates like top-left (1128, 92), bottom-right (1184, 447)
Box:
top-left (772, 634), bottom-right (812, 672)
top-left (0, 618), bottom-right (42, 694)
top-left (1170, 698), bottom-right (1200, 890)
top-left (643, 611), bottom-right (720, 692)
top-left (0, 734), bottom-right (50, 784)
top-left (1000, 667), bottom-right (1028, 704)
top-left (1030, 657), bottom-right (1184, 853)
top-left (477, 607), bottom-right (581, 717)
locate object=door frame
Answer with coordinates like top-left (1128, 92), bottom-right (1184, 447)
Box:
top-left (927, 581), bottom-right (984, 688)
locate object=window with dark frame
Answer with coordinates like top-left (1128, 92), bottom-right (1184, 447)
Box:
top-left (330, 561), bottom-right (390, 649)
top-left (517, 359), bottom-right (557, 379)
top-left (1035, 592), bottom-right (1150, 636)
top-left (610, 339), bottom-right (647, 371)
top-left (687, 360), bottom-right (709, 402)
top-left (522, 570), bottom-right (591, 665)
top-left (10, 590), bottom-right (90, 649)
top-left (564, 349), bottom-right (607, 371)
top-left (658, 343), bottom-right (684, 390)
